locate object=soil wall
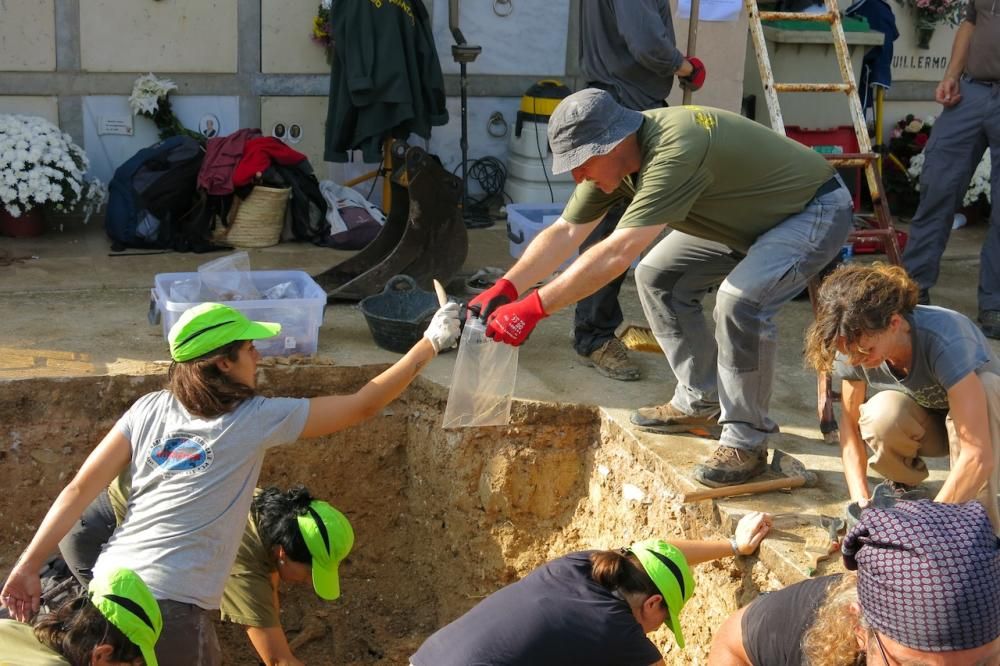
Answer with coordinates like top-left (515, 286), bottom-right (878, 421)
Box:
top-left (0, 366), bottom-right (779, 664)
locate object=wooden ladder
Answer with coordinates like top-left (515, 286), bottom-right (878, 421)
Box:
top-left (744, 0), bottom-right (903, 442)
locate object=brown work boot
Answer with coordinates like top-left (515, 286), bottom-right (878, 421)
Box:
top-left (581, 338), bottom-right (641, 381)
top-left (693, 445), bottom-right (768, 487)
top-left (630, 402), bottom-right (721, 437)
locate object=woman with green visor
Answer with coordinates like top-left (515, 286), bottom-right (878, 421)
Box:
top-left (0, 567), bottom-right (162, 666)
top-left (410, 511), bottom-right (771, 666)
top-left (58, 484), bottom-right (353, 666)
top-left (2, 299), bottom-right (460, 665)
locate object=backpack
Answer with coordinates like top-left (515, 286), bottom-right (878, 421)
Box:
top-left (106, 136), bottom-right (221, 252)
top-left (265, 162), bottom-right (330, 244)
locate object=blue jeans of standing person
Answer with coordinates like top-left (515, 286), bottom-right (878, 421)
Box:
top-left (903, 76), bottom-right (1000, 312)
top-left (573, 200), bottom-right (629, 355)
top-left (634, 178), bottom-right (853, 452)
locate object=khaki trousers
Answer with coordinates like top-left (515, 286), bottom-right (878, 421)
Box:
top-left (858, 372), bottom-right (1000, 533)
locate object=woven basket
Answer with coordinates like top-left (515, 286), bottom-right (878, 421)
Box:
top-left (224, 186), bottom-right (290, 248)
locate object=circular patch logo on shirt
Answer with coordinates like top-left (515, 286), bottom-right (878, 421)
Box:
top-left (147, 433), bottom-right (213, 475)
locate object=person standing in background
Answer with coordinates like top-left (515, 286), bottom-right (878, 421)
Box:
top-left (902, 1), bottom-right (1000, 337)
top-left (571, 0), bottom-right (706, 382)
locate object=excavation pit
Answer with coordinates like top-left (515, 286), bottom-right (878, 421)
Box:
top-left (1, 364), bottom-right (786, 664)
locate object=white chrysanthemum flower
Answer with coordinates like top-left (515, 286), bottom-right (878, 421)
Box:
top-left (0, 113), bottom-right (106, 219)
top-left (909, 149), bottom-right (991, 206)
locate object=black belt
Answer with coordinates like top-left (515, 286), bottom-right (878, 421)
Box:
top-left (815, 176), bottom-right (841, 198)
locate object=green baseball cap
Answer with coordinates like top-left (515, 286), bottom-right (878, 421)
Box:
top-left (168, 302), bottom-right (280, 362)
top-left (629, 539), bottom-right (696, 648)
top-left (88, 568), bottom-right (163, 666)
top-left (297, 501), bottom-right (355, 601)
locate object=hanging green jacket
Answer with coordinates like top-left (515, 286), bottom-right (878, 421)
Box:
top-left (324, 0), bottom-right (449, 163)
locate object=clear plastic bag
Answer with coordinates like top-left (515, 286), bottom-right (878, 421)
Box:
top-left (197, 251), bottom-right (262, 301)
top-left (442, 318), bottom-right (518, 428)
top-left (169, 277), bottom-right (203, 303)
top-left (263, 281), bottom-right (300, 300)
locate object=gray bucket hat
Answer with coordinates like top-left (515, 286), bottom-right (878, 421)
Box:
top-left (547, 88), bottom-right (643, 175)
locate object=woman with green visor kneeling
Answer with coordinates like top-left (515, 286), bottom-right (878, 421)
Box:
top-left (2, 299), bottom-right (460, 665)
top-left (58, 484), bottom-right (353, 666)
top-left (0, 567), bottom-right (162, 666)
top-left (410, 511), bottom-right (771, 666)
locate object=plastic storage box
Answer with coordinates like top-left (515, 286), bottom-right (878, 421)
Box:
top-left (506, 203), bottom-right (573, 269)
top-left (150, 270), bottom-right (326, 357)
top-left (506, 202), bottom-right (641, 271)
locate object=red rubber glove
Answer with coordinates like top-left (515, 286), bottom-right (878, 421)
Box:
top-left (679, 56), bottom-right (706, 92)
top-left (485, 290), bottom-right (548, 346)
top-left (468, 278), bottom-right (518, 320)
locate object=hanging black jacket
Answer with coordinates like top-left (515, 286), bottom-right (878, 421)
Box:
top-left (324, 0), bottom-right (448, 163)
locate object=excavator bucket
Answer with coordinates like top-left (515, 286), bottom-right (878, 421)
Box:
top-left (314, 142), bottom-right (468, 302)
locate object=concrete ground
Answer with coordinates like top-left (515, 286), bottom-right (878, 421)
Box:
top-left (0, 211), bottom-right (993, 583)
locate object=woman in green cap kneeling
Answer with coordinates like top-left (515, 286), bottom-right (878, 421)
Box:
top-left (410, 511), bottom-right (771, 666)
top-left (2, 299), bottom-right (460, 665)
top-left (0, 567), bottom-right (162, 666)
top-left (59, 484), bottom-right (353, 666)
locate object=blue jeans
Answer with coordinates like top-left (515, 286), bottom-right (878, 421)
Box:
top-left (573, 201), bottom-right (628, 355)
top-left (634, 180), bottom-right (853, 451)
top-left (903, 76), bottom-right (1000, 312)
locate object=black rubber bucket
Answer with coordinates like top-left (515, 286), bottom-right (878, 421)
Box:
top-left (359, 275), bottom-right (439, 353)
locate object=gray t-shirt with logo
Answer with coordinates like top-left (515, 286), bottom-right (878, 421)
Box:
top-left (92, 390), bottom-right (309, 609)
top-left (834, 306), bottom-right (998, 411)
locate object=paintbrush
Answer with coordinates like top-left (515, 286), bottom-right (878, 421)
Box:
top-left (615, 321), bottom-right (661, 353)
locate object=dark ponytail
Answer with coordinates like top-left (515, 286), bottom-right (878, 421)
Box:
top-left (33, 594), bottom-right (142, 666)
top-left (251, 485), bottom-right (315, 564)
top-left (590, 549), bottom-right (661, 600)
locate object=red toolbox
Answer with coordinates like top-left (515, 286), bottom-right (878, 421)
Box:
top-left (784, 125), bottom-right (862, 212)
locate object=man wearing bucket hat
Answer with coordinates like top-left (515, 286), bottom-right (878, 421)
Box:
top-left (709, 500), bottom-right (1000, 665)
top-left (2, 299), bottom-right (459, 665)
top-left (470, 89), bottom-right (854, 487)
top-left (0, 567), bottom-right (162, 665)
top-left (410, 511), bottom-right (770, 665)
top-left (59, 483), bottom-right (353, 666)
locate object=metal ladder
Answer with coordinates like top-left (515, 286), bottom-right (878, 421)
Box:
top-left (744, 0), bottom-right (903, 441)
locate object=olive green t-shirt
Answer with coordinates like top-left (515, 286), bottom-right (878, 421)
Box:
top-left (0, 620), bottom-right (68, 665)
top-left (109, 475), bottom-right (279, 628)
top-left (561, 105), bottom-right (835, 252)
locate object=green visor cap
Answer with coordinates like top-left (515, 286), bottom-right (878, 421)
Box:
top-left (168, 302), bottom-right (281, 362)
top-left (297, 501), bottom-right (355, 601)
top-left (88, 568), bottom-right (163, 666)
top-left (629, 539), bottom-right (696, 649)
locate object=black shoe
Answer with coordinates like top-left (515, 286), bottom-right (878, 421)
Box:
top-left (979, 310), bottom-right (1000, 339)
top-left (918, 289), bottom-right (931, 306)
top-left (692, 446), bottom-right (767, 487)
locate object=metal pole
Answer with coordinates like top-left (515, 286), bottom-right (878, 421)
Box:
top-left (682, 0), bottom-right (701, 105)
top-left (459, 61), bottom-right (470, 205)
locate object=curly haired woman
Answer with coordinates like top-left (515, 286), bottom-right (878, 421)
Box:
top-left (708, 500), bottom-right (1000, 665)
top-left (804, 263), bottom-right (999, 531)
